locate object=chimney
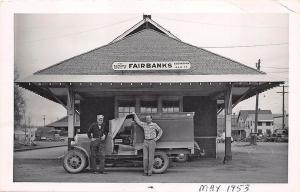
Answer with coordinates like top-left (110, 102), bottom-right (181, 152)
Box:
top-left (143, 14), bottom-right (151, 19)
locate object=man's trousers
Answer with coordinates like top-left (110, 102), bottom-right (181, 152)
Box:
top-left (143, 139), bottom-right (156, 175)
top-left (90, 138), bottom-right (105, 172)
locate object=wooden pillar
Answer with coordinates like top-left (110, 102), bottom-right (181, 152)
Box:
top-left (224, 85), bottom-right (232, 162)
top-left (67, 85), bottom-right (75, 150)
top-left (135, 97), bottom-right (141, 113)
top-left (157, 97), bottom-right (162, 113)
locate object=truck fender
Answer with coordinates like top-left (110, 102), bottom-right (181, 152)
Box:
top-left (73, 146), bottom-right (90, 159)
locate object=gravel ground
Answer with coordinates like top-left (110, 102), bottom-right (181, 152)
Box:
top-left (13, 142), bottom-right (288, 183)
top-left (14, 146), bottom-right (67, 159)
top-left (14, 141), bottom-right (67, 151)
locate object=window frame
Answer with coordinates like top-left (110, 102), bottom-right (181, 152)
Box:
top-left (161, 96), bottom-right (182, 113)
top-left (115, 96), bottom-right (136, 118)
top-left (115, 96), bottom-right (183, 118)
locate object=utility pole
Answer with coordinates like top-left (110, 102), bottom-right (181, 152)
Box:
top-left (43, 115), bottom-right (46, 128)
top-left (28, 116), bottom-right (31, 145)
top-left (277, 85), bottom-right (288, 129)
top-left (251, 59), bottom-right (261, 145)
top-left (24, 117), bottom-right (27, 144)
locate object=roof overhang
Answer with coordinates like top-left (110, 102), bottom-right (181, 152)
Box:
top-left (16, 74), bottom-right (284, 113)
top-left (16, 74), bottom-right (283, 83)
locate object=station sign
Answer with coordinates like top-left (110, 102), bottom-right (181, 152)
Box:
top-left (112, 61), bottom-right (191, 71)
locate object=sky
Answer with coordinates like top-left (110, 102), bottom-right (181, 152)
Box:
top-left (14, 13), bottom-right (289, 126)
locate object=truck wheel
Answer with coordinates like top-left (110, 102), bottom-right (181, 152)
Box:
top-left (63, 149), bottom-right (87, 174)
top-left (152, 151), bottom-right (169, 174)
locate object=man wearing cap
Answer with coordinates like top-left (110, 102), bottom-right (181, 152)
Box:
top-left (132, 113), bottom-right (163, 176)
top-left (87, 114), bottom-right (108, 174)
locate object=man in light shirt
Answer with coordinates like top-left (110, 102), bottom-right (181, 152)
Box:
top-left (132, 113), bottom-right (163, 176)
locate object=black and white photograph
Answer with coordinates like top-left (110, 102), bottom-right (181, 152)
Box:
top-left (1, 1), bottom-right (300, 192)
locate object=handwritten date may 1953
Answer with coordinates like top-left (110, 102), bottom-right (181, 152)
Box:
top-left (199, 184), bottom-right (250, 192)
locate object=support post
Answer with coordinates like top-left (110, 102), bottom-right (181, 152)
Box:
top-left (251, 59), bottom-right (261, 145)
top-left (224, 85), bottom-right (232, 163)
top-left (67, 85), bottom-right (75, 150)
top-left (250, 92), bottom-right (259, 145)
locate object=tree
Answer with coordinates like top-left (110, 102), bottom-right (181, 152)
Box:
top-left (14, 69), bottom-right (26, 130)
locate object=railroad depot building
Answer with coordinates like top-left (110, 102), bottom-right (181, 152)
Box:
top-left (16, 15), bottom-right (283, 159)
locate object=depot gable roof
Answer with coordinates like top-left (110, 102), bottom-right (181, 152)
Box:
top-left (111, 15), bottom-right (180, 43)
top-left (35, 29), bottom-right (263, 76)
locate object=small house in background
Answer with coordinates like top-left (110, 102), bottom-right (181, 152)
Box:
top-left (237, 110), bottom-right (274, 137)
top-left (47, 114), bottom-right (80, 136)
top-left (35, 126), bottom-right (56, 140)
top-left (217, 114), bottom-right (239, 139)
top-left (36, 114), bottom-right (80, 140)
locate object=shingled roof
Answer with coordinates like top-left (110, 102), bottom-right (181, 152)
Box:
top-left (237, 110), bottom-right (273, 122)
top-left (35, 29), bottom-right (263, 76)
top-left (47, 116), bottom-right (80, 128)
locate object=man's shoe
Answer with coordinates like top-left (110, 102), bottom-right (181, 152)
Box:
top-left (92, 171), bottom-right (99, 174)
top-left (99, 171), bottom-right (107, 174)
top-left (143, 173), bottom-right (148, 176)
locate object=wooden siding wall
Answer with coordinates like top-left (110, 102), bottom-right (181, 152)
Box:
top-left (183, 96), bottom-right (217, 158)
top-left (80, 97), bottom-right (114, 133)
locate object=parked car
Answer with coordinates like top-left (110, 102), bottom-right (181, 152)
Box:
top-left (40, 137), bottom-right (47, 141)
top-left (266, 129), bottom-right (288, 142)
top-left (63, 112), bottom-right (195, 174)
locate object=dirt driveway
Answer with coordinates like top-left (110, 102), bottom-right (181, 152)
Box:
top-left (13, 142), bottom-right (288, 183)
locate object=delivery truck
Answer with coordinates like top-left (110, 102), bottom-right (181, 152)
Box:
top-left (63, 112), bottom-right (195, 174)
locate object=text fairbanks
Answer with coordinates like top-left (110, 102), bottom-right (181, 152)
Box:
top-left (112, 61), bottom-right (191, 71)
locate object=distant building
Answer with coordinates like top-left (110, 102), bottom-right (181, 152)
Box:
top-left (237, 110), bottom-right (274, 137)
top-left (217, 114), bottom-right (238, 133)
top-left (218, 114), bottom-right (247, 140)
top-left (47, 114), bottom-right (80, 134)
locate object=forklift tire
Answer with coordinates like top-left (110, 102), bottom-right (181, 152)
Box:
top-left (63, 149), bottom-right (87, 174)
top-left (152, 151), bottom-right (169, 174)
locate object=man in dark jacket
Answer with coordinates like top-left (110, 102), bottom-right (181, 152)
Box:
top-left (87, 114), bottom-right (108, 174)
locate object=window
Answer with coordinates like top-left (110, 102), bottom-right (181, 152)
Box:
top-left (258, 122), bottom-right (262, 126)
top-left (162, 100), bottom-right (180, 113)
top-left (118, 100), bottom-right (135, 117)
top-left (115, 96), bottom-right (182, 117)
top-left (258, 129), bottom-right (262, 134)
top-left (140, 100), bottom-right (157, 113)
top-left (266, 122), bottom-right (271, 126)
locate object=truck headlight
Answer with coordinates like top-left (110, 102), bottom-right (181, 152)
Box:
top-left (70, 135), bottom-right (78, 145)
top-left (178, 153), bottom-right (185, 159)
